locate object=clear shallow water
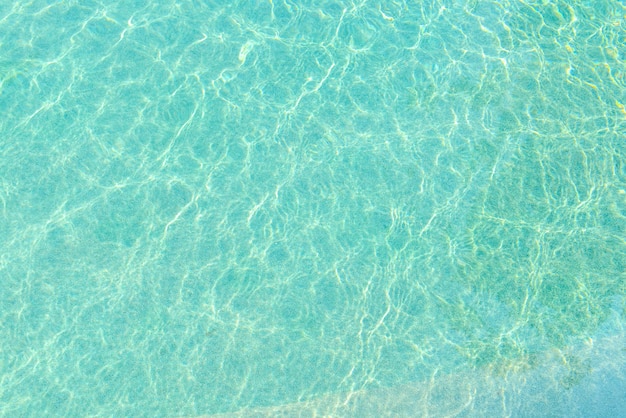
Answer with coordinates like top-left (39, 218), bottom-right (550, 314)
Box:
top-left (0, 0), bottom-right (625, 416)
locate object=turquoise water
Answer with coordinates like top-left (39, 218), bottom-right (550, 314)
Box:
top-left (1, 0), bottom-right (625, 416)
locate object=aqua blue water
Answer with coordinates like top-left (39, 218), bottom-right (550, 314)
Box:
top-left (1, 1), bottom-right (625, 417)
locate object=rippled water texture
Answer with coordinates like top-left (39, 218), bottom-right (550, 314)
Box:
top-left (1, 0), bottom-right (625, 416)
